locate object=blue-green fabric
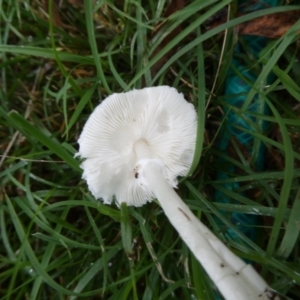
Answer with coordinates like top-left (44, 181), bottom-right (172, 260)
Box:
top-left (214, 0), bottom-right (278, 243)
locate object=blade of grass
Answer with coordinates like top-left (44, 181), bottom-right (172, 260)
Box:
top-left (84, 0), bottom-right (110, 94)
top-left (0, 45), bottom-right (115, 64)
top-left (264, 97), bottom-right (294, 259)
top-left (66, 83), bottom-right (97, 135)
top-left (242, 20), bottom-right (300, 110)
top-left (84, 206), bottom-right (109, 296)
top-left (106, 2), bottom-right (152, 30)
top-left (189, 27), bottom-right (205, 175)
top-left (13, 198), bottom-right (101, 250)
top-left (48, 0), bottom-right (82, 97)
top-left (108, 41), bottom-right (128, 90)
top-left (134, 0), bottom-right (145, 89)
top-left (277, 188), bottom-right (300, 258)
top-left (148, 6), bottom-right (300, 86)
top-left (70, 247), bottom-right (121, 299)
top-left (273, 66), bottom-right (300, 103)
top-left (30, 206), bottom-right (70, 300)
top-left (120, 202), bottom-right (133, 257)
top-left (7, 111), bottom-right (80, 172)
top-left (191, 252), bottom-right (216, 300)
top-left (5, 193), bottom-right (83, 297)
top-left (41, 199), bottom-right (121, 221)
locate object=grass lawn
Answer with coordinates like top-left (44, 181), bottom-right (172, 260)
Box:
top-left (1, 1), bottom-right (300, 299)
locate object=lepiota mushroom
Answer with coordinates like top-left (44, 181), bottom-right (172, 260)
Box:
top-left (77, 86), bottom-right (275, 300)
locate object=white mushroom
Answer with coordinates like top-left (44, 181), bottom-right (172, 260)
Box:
top-left (77, 86), bottom-right (275, 300)
top-left (77, 86), bottom-right (196, 206)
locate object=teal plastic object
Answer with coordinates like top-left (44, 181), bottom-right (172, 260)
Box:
top-left (214, 0), bottom-right (277, 242)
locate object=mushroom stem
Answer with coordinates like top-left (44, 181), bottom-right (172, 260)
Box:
top-left (137, 159), bottom-right (269, 300)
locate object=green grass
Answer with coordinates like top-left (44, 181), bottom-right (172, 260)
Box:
top-left (1, 0), bottom-right (300, 299)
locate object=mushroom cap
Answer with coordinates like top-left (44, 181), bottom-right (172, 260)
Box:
top-left (77, 86), bottom-right (197, 206)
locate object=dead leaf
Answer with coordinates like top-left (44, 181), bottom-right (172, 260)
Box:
top-left (208, 10), bottom-right (300, 38)
top-left (238, 11), bottom-right (300, 38)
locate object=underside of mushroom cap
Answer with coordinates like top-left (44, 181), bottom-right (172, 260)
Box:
top-left (77, 86), bottom-right (197, 206)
